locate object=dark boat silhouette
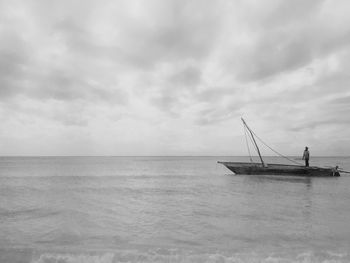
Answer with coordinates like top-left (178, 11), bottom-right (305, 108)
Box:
top-left (218, 118), bottom-right (340, 177)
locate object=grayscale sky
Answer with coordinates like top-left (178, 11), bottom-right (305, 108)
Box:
top-left (1, 0), bottom-right (350, 156)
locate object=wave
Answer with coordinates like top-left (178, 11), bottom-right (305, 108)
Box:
top-left (29, 249), bottom-right (350, 263)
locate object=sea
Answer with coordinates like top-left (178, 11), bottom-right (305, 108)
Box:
top-left (1, 156), bottom-right (350, 263)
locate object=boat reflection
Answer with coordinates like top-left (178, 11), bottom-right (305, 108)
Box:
top-left (233, 173), bottom-right (313, 185)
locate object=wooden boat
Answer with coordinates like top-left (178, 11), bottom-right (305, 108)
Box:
top-left (218, 162), bottom-right (340, 177)
top-left (218, 118), bottom-right (340, 177)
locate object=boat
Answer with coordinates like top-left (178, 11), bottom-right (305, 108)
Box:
top-left (218, 118), bottom-right (340, 177)
top-left (218, 162), bottom-right (340, 177)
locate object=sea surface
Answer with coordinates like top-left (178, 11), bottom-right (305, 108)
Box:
top-left (1, 156), bottom-right (350, 263)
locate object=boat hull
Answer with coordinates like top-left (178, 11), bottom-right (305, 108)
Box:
top-left (218, 162), bottom-right (340, 177)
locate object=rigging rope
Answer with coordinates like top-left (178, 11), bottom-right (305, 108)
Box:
top-left (249, 128), bottom-right (304, 165)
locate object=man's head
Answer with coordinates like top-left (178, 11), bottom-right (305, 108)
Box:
top-left (305, 147), bottom-right (309, 150)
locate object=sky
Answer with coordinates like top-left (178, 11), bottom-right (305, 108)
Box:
top-left (1, 0), bottom-right (350, 156)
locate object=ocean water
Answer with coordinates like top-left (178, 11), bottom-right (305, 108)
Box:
top-left (1, 156), bottom-right (350, 263)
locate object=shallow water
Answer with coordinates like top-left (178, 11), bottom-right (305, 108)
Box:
top-left (1, 156), bottom-right (350, 262)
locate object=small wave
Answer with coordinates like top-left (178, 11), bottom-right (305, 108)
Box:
top-left (34, 252), bottom-right (115, 263)
top-left (0, 208), bottom-right (60, 221)
top-left (29, 249), bottom-right (350, 263)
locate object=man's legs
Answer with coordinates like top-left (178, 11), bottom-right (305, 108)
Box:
top-left (305, 159), bottom-right (309, 167)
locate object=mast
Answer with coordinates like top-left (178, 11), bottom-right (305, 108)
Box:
top-left (241, 118), bottom-right (265, 167)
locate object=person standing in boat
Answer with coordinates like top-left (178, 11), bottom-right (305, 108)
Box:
top-left (302, 147), bottom-right (310, 167)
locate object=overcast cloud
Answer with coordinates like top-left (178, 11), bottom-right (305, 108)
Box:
top-left (1, 0), bottom-right (350, 156)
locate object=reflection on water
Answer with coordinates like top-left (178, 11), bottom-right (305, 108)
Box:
top-left (239, 173), bottom-right (313, 184)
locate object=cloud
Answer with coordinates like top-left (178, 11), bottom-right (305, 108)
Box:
top-left (149, 64), bottom-right (202, 115)
top-left (114, 0), bottom-right (224, 67)
top-left (261, 0), bottom-right (324, 27)
top-left (1, 0), bottom-right (350, 155)
top-left (169, 65), bottom-right (202, 87)
top-left (225, 0), bottom-right (350, 82)
top-left (0, 29), bottom-right (30, 99)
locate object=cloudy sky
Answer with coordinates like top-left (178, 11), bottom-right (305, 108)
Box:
top-left (1, 0), bottom-right (350, 156)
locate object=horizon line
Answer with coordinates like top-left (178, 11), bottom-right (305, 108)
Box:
top-left (0, 155), bottom-right (349, 158)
